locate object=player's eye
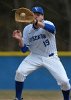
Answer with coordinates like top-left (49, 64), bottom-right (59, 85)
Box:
top-left (34, 13), bottom-right (41, 16)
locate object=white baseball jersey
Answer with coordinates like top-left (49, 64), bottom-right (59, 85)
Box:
top-left (23, 20), bottom-right (57, 57)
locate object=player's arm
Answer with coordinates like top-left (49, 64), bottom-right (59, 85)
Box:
top-left (34, 20), bottom-right (56, 33)
top-left (12, 30), bottom-right (29, 52)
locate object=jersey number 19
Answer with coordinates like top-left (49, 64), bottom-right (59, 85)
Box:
top-left (43, 39), bottom-right (50, 47)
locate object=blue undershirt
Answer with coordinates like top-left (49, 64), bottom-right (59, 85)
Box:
top-left (44, 23), bottom-right (55, 33)
top-left (21, 44), bottom-right (29, 52)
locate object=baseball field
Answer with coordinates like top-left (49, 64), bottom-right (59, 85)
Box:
top-left (0, 90), bottom-right (64, 100)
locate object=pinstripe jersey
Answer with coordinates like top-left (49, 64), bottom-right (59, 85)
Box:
top-left (23, 20), bottom-right (57, 57)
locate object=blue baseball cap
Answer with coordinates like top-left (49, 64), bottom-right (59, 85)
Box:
top-left (32, 7), bottom-right (44, 15)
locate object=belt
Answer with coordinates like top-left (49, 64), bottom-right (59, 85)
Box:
top-left (49, 53), bottom-right (54, 57)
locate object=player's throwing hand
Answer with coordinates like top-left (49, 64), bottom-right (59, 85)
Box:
top-left (13, 30), bottom-right (23, 47)
top-left (13, 30), bottom-right (22, 41)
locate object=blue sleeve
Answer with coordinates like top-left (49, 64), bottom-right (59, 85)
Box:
top-left (20, 44), bottom-right (29, 52)
top-left (44, 23), bottom-right (56, 33)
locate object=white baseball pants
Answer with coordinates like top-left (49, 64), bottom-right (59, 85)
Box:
top-left (15, 53), bottom-right (71, 90)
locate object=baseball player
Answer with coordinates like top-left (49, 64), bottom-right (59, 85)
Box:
top-left (13, 6), bottom-right (71, 100)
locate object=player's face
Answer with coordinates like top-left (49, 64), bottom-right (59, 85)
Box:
top-left (33, 13), bottom-right (44, 22)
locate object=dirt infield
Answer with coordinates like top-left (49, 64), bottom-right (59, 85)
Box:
top-left (0, 90), bottom-right (64, 100)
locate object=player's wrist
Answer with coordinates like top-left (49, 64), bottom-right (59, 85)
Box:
top-left (34, 19), bottom-right (38, 26)
top-left (18, 38), bottom-right (24, 47)
top-left (34, 19), bottom-right (38, 25)
top-left (33, 20), bottom-right (44, 29)
top-left (33, 19), bottom-right (39, 29)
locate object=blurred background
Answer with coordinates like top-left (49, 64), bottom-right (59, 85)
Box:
top-left (0, 0), bottom-right (71, 51)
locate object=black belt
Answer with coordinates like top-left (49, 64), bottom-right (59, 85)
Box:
top-left (49, 53), bottom-right (54, 57)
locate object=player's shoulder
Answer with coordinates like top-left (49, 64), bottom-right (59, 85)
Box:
top-left (24, 24), bottom-right (32, 30)
top-left (43, 20), bottom-right (55, 26)
top-left (43, 20), bottom-right (56, 34)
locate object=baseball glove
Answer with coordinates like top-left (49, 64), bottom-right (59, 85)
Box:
top-left (15, 7), bottom-right (34, 23)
